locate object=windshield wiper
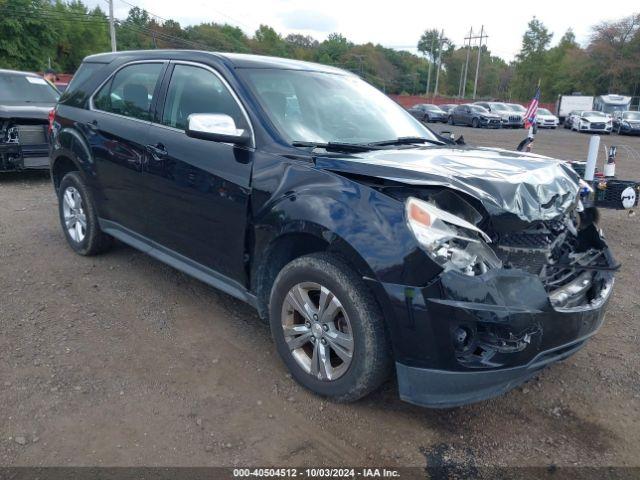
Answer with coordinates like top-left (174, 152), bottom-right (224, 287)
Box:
top-left (291, 141), bottom-right (382, 152)
top-left (367, 136), bottom-right (444, 147)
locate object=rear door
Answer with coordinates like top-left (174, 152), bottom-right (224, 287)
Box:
top-left (141, 61), bottom-right (254, 283)
top-left (87, 61), bottom-right (166, 235)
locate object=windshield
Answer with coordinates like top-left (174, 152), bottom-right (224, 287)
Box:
top-left (623, 112), bottom-right (640, 120)
top-left (239, 69), bottom-right (436, 144)
top-left (538, 108), bottom-right (552, 115)
top-left (490, 103), bottom-right (510, 112)
top-left (0, 73), bottom-right (59, 103)
top-left (469, 105), bottom-right (488, 113)
top-left (508, 104), bottom-right (526, 112)
top-left (584, 111), bottom-right (606, 117)
top-left (424, 104), bottom-right (443, 112)
top-left (603, 105), bottom-right (626, 114)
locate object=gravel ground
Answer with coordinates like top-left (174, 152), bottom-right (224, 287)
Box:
top-left (1, 126), bottom-right (639, 469)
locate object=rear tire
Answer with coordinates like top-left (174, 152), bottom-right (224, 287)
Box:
top-left (58, 171), bottom-right (113, 256)
top-left (269, 253), bottom-right (392, 402)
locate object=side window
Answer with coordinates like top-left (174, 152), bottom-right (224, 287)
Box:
top-left (162, 64), bottom-right (245, 130)
top-left (93, 63), bottom-right (163, 121)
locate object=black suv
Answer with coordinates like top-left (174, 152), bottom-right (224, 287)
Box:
top-left (50, 50), bottom-right (616, 408)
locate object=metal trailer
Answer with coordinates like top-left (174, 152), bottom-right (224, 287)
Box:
top-left (556, 94), bottom-right (595, 124)
top-left (594, 94), bottom-right (632, 115)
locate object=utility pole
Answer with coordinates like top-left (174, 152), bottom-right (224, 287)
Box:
top-left (108, 0), bottom-right (117, 52)
top-left (461, 26), bottom-right (473, 98)
top-left (433, 29), bottom-right (444, 98)
top-left (425, 35), bottom-right (435, 96)
top-left (472, 25), bottom-right (488, 99)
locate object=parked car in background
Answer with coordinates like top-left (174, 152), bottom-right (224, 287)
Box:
top-left (475, 101), bottom-right (523, 128)
top-left (612, 111), bottom-right (640, 135)
top-left (536, 108), bottom-right (559, 129)
top-left (407, 103), bottom-right (448, 123)
top-left (0, 69), bottom-right (59, 172)
top-left (506, 103), bottom-right (526, 114)
top-left (572, 110), bottom-right (612, 134)
top-left (449, 104), bottom-right (502, 128)
top-left (564, 110), bottom-right (585, 130)
top-left (438, 104), bottom-right (458, 115)
top-left (50, 50), bottom-right (617, 408)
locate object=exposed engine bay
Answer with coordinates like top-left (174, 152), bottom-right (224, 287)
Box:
top-left (494, 209), bottom-right (616, 309)
top-left (0, 118), bottom-right (50, 171)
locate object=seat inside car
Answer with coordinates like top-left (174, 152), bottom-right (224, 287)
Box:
top-left (122, 83), bottom-right (150, 117)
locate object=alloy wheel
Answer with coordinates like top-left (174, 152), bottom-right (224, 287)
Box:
top-left (62, 186), bottom-right (87, 243)
top-left (281, 282), bottom-right (354, 381)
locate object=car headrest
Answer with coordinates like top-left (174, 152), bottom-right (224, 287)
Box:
top-left (123, 83), bottom-right (149, 113)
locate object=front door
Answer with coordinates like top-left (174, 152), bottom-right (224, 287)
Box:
top-left (141, 62), bottom-right (254, 284)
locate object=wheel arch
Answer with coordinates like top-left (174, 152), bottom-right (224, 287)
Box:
top-left (251, 225), bottom-right (376, 320)
top-left (51, 154), bottom-right (82, 192)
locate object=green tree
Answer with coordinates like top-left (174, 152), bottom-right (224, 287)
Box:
top-left (316, 33), bottom-right (351, 65)
top-left (251, 24), bottom-right (287, 56)
top-left (512, 17), bottom-right (553, 100)
top-left (0, 0), bottom-right (59, 70)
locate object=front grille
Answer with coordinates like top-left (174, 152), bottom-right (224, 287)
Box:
top-left (17, 125), bottom-right (47, 145)
top-left (494, 214), bottom-right (611, 307)
top-left (590, 122), bottom-right (606, 129)
top-left (509, 115), bottom-right (521, 122)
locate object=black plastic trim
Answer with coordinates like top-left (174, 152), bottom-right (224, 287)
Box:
top-left (99, 219), bottom-right (257, 307)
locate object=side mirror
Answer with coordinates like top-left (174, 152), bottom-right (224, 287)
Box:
top-left (186, 113), bottom-right (251, 146)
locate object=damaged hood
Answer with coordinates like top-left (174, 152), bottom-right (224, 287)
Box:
top-left (315, 146), bottom-right (581, 222)
top-left (0, 102), bottom-right (54, 121)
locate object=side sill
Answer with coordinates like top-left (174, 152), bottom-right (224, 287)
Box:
top-left (99, 218), bottom-right (258, 308)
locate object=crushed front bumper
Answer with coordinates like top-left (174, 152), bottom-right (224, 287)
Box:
top-left (366, 256), bottom-right (615, 408)
top-left (0, 143), bottom-right (49, 171)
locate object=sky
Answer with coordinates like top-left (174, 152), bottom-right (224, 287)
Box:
top-left (90, 0), bottom-right (639, 61)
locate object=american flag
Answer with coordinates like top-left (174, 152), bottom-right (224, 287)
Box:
top-left (524, 86), bottom-right (541, 128)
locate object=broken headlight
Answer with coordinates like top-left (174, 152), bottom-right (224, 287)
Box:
top-left (405, 197), bottom-right (502, 275)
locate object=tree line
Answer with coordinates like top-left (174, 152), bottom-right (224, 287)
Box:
top-left (0, 0), bottom-right (638, 102)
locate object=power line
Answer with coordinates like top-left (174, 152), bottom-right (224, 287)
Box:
top-left (0, 6), bottom-right (109, 20)
top-left (0, 6), bottom-right (209, 50)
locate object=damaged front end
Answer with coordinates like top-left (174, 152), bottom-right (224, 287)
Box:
top-left (392, 198), bottom-right (616, 407)
top-left (315, 146), bottom-right (618, 407)
top-left (0, 118), bottom-right (50, 172)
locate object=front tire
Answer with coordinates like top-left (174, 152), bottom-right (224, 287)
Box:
top-left (269, 253), bottom-right (392, 402)
top-left (58, 171), bottom-right (113, 256)
top-left (472, 118), bottom-right (479, 128)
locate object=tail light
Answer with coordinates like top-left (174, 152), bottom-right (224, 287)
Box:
top-left (48, 108), bottom-right (56, 134)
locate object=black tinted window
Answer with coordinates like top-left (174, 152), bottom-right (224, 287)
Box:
top-left (93, 63), bottom-right (163, 121)
top-left (162, 64), bottom-right (244, 130)
top-left (64, 62), bottom-right (105, 95)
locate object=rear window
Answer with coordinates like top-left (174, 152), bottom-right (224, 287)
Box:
top-left (64, 62), bottom-right (106, 95)
top-left (0, 73), bottom-right (59, 103)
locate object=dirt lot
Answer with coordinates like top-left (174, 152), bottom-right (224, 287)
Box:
top-left (1, 126), bottom-right (639, 469)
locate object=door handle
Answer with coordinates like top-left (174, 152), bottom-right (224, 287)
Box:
top-left (87, 120), bottom-right (98, 130)
top-left (146, 143), bottom-right (168, 159)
